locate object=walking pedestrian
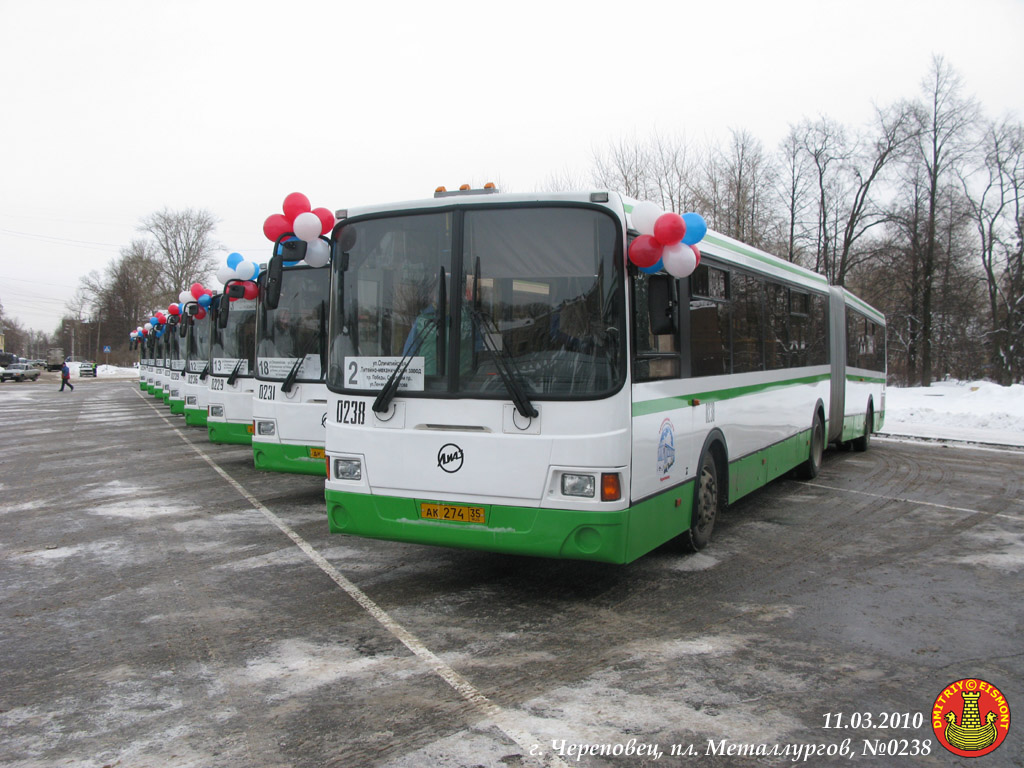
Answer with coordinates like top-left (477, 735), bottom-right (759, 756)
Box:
top-left (60, 361), bottom-right (74, 392)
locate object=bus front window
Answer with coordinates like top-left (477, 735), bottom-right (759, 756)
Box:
top-left (329, 206), bottom-right (625, 400)
top-left (257, 267), bottom-right (330, 380)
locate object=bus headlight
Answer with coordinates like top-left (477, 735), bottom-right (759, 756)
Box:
top-left (333, 458), bottom-right (362, 481)
top-left (209, 405), bottom-right (225, 418)
top-left (171, 389), bottom-right (180, 397)
top-left (186, 396), bottom-right (197, 405)
top-left (256, 420), bottom-right (276, 436)
top-left (561, 473), bottom-right (596, 498)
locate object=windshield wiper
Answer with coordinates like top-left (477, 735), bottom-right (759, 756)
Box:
top-left (227, 358), bottom-right (245, 386)
top-left (468, 308), bottom-right (538, 419)
top-left (199, 361), bottom-right (210, 381)
top-left (372, 315), bottom-right (439, 414)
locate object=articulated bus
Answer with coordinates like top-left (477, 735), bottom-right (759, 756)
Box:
top-left (321, 190), bottom-right (884, 564)
top-left (167, 322), bottom-right (186, 414)
top-left (207, 294), bottom-right (257, 444)
top-left (153, 332), bottom-right (169, 402)
top-left (182, 309), bottom-right (212, 427)
top-left (252, 262), bottom-right (331, 475)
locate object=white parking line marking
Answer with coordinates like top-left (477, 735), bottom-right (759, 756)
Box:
top-left (806, 482), bottom-right (1021, 521)
top-left (135, 388), bottom-right (567, 768)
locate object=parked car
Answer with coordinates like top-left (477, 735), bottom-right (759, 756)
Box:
top-left (1, 363), bottom-right (41, 382)
top-left (79, 362), bottom-right (97, 377)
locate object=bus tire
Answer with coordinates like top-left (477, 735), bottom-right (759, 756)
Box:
top-left (852, 406), bottom-right (873, 452)
top-left (683, 449), bottom-right (719, 552)
top-left (797, 411), bottom-right (824, 479)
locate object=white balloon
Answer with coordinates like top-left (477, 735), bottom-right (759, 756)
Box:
top-left (304, 238), bottom-right (330, 267)
top-left (144, 322), bottom-right (153, 331)
top-left (662, 243), bottom-right (697, 278)
top-left (178, 290), bottom-right (192, 305)
top-left (216, 264), bottom-right (235, 285)
top-left (631, 201), bottom-right (663, 236)
top-left (293, 211), bottom-right (322, 242)
top-left (233, 260), bottom-right (257, 280)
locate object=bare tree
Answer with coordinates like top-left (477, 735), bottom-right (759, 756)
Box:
top-left (139, 208), bottom-right (220, 294)
top-left (912, 55), bottom-right (979, 386)
top-left (776, 126), bottom-right (816, 264)
top-left (962, 117), bottom-right (1024, 383)
top-left (592, 136), bottom-right (653, 200)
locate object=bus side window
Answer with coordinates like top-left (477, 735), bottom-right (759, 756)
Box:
top-left (808, 293), bottom-right (828, 365)
top-left (689, 263), bottom-right (730, 377)
top-left (632, 271), bottom-right (680, 381)
top-left (732, 273), bottom-right (765, 373)
top-left (765, 283), bottom-right (789, 370)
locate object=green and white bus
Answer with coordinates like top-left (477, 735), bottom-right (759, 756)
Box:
top-left (322, 189), bottom-right (884, 564)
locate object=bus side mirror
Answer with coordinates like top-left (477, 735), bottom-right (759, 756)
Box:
top-left (648, 274), bottom-right (677, 335)
top-left (264, 254), bottom-right (285, 310)
top-left (179, 316), bottom-right (189, 338)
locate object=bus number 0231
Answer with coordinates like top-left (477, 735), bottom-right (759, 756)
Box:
top-left (337, 399), bottom-right (366, 425)
top-left (258, 384), bottom-right (275, 400)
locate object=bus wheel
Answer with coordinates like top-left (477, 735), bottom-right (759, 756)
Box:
top-left (852, 407), bottom-right (873, 452)
top-left (684, 450), bottom-right (719, 551)
top-left (797, 412), bottom-right (824, 479)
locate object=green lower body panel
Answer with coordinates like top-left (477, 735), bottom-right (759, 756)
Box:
top-left (185, 407), bottom-right (208, 427)
top-left (160, 390), bottom-right (170, 403)
top-left (208, 421), bottom-right (252, 445)
top-left (169, 399), bottom-right (185, 415)
top-left (151, 388), bottom-right (162, 399)
top-left (324, 482), bottom-right (697, 564)
top-left (253, 442), bottom-right (326, 476)
top-left (139, 382), bottom-right (146, 391)
top-left (729, 428), bottom-right (812, 502)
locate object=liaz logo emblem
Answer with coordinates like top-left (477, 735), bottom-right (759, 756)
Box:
top-left (437, 443), bottom-right (464, 473)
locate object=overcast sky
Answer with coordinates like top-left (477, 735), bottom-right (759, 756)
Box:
top-left (2, 0), bottom-right (1023, 334)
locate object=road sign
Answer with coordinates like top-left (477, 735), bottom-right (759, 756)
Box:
top-left (103, 346), bottom-right (111, 353)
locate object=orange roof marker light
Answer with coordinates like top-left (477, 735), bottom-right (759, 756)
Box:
top-left (434, 183), bottom-right (501, 198)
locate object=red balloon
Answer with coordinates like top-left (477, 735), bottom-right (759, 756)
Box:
top-left (263, 213), bottom-right (291, 242)
top-left (190, 282), bottom-right (204, 299)
top-left (243, 281), bottom-right (259, 300)
top-left (691, 244), bottom-right (701, 267)
top-left (282, 192), bottom-right (311, 222)
top-left (312, 207), bottom-right (335, 235)
top-left (629, 235), bottom-right (664, 268)
top-left (195, 308), bottom-right (207, 320)
top-left (653, 213), bottom-right (686, 246)
top-left (168, 304), bottom-right (180, 316)
top-left (156, 311), bottom-right (166, 324)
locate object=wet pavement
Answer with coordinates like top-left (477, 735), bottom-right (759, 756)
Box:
top-left (1, 379), bottom-right (1021, 767)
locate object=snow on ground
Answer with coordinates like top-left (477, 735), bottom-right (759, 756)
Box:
top-left (64, 361), bottom-right (138, 379)
top-left (882, 380), bottom-right (1024, 447)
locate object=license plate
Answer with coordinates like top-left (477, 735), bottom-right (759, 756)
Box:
top-left (420, 502), bottom-right (486, 524)
top-left (308, 447), bottom-right (325, 459)
top-left (246, 424), bottom-right (255, 434)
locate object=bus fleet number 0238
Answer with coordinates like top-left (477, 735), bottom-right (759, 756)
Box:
top-left (337, 399), bottom-right (366, 425)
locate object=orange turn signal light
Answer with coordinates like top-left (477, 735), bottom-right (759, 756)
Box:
top-left (459, 184), bottom-right (471, 191)
top-left (435, 186), bottom-right (447, 194)
top-left (601, 473), bottom-right (621, 501)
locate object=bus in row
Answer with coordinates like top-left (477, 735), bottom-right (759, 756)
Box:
top-left (316, 189), bottom-right (885, 564)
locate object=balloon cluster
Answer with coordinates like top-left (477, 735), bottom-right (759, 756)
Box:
top-left (173, 282), bottom-right (216, 319)
top-left (216, 252), bottom-right (261, 289)
top-left (628, 202), bottom-right (707, 278)
top-left (262, 192), bottom-right (334, 268)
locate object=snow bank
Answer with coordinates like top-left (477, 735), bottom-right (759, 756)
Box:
top-left (883, 380), bottom-right (1024, 447)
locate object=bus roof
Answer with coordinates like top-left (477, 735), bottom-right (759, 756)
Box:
top-left (338, 189), bottom-right (622, 220)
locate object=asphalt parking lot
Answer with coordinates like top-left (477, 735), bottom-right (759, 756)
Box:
top-left (1, 379), bottom-right (1021, 767)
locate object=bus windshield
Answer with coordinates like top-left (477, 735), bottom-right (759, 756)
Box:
top-left (187, 316), bottom-right (211, 372)
top-left (210, 298), bottom-right (256, 376)
top-left (168, 327), bottom-right (185, 372)
top-left (256, 265), bottom-right (330, 381)
top-left (328, 205), bottom-right (625, 399)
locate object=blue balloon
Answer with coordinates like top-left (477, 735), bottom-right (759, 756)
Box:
top-left (639, 259), bottom-right (664, 274)
top-left (150, 316), bottom-right (158, 326)
top-left (681, 213), bottom-right (707, 245)
top-left (198, 294), bottom-right (211, 308)
top-left (226, 252), bottom-right (244, 269)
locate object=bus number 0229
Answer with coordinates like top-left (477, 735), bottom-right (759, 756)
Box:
top-left (337, 399), bottom-right (366, 425)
